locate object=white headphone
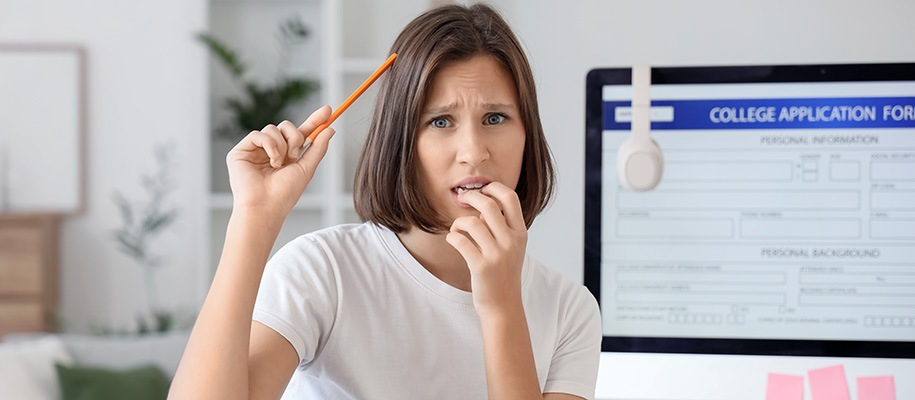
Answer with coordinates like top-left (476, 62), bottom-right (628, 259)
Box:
top-left (617, 65), bottom-right (663, 192)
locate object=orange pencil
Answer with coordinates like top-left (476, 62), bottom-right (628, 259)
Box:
top-left (296, 53), bottom-right (398, 160)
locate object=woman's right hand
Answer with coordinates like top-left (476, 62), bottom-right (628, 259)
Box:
top-left (226, 105), bottom-right (335, 220)
top-left (170, 108), bottom-right (334, 400)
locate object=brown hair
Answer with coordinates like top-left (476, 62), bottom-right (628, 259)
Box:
top-left (353, 3), bottom-right (555, 233)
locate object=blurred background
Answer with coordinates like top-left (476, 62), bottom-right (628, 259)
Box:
top-left (1, 0), bottom-right (913, 399)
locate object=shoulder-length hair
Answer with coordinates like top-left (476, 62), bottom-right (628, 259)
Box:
top-left (353, 3), bottom-right (555, 233)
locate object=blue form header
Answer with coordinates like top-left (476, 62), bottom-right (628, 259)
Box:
top-left (603, 97), bottom-right (915, 130)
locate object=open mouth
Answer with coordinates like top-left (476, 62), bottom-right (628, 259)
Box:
top-left (453, 182), bottom-right (486, 195)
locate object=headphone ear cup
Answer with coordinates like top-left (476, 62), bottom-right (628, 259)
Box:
top-left (617, 137), bottom-right (663, 192)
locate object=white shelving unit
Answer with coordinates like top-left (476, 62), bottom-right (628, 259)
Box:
top-left (205, 0), bottom-right (430, 278)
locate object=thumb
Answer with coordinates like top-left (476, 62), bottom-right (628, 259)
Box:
top-left (295, 126), bottom-right (336, 176)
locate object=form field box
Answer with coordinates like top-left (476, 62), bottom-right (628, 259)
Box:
top-left (618, 190), bottom-right (859, 211)
top-left (618, 271), bottom-right (786, 285)
top-left (664, 161), bottom-right (791, 182)
top-left (614, 106), bottom-right (675, 122)
top-left (617, 292), bottom-right (785, 305)
top-left (616, 218), bottom-right (732, 238)
top-left (870, 191), bottom-right (915, 210)
top-left (871, 161), bottom-right (915, 181)
top-left (799, 294), bottom-right (915, 307)
top-left (830, 160), bottom-right (861, 182)
top-left (740, 218), bottom-right (860, 239)
top-left (870, 219), bottom-right (915, 239)
top-left (800, 273), bottom-right (915, 285)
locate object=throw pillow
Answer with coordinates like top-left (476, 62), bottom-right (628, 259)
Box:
top-left (0, 336), bottom-right (73, 400)
top-left (55, 363), bottom-right (170, 400)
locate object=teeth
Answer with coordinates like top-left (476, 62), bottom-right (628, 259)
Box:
top-left (455, 183), bottom-right (485, 195)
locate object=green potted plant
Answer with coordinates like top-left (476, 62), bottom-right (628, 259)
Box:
top-left (111, 143), bottom-right (179, 333)
top-left (198, 16), bottom-right (320, 142)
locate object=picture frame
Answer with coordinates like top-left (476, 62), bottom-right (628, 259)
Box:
top-left (0, 44), bottom-right (86, 215)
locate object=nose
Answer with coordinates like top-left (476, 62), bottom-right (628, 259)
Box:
top-left (455, 125), bottom-right (490, 167)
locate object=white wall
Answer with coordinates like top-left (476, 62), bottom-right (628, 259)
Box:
top-left (502, 0), bottom-right (915, 399)
top-left (0, 0), bottom-right (209, 333)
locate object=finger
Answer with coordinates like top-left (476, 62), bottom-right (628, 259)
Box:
top-left (245, 128), bottom-right (282, 167)
top-left (277, 120), bottom-right (305, 159)
top-left (481, 182), bottom-right (525, 231)
top-left (458, 189), bottom-right (511, 239)
top-left (297, 105), bottom-right (332, 138)
top-left (450, 216), bottom-right (497, 255)
top-left (260, 125), bottom-right (288, 168)
top-left (445, 231), bottom-right (482, 266)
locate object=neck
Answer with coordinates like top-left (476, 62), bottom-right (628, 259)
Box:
top-left (396, 226), bottom-right (472, 292)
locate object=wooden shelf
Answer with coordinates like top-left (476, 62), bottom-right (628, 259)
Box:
top-left (0, 214), bottom-right (59, 338)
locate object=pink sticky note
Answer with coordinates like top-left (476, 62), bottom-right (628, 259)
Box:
top-left (808, 364), bottom-right (850, 400)
top-left (766, 373), bottom-right (804, 400)
top-left (858, 376), bottom-right (895, 400)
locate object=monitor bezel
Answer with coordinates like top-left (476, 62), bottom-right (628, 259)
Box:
top-left (583, 63), bottom-right (915, 358)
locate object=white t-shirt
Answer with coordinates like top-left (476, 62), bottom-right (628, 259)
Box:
top-left (253, 222), bottom-right (601, 399)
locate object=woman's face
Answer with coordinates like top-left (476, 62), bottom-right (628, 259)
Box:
top-left (415, 55), bottom-right (526, 224)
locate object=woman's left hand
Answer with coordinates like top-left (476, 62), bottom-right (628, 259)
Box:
top-left (446, 182), bottom-right (528, 317)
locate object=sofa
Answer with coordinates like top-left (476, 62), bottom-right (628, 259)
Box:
top-left (0, 330), bottom-right (190, 400)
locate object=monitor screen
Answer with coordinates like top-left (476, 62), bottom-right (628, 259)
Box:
top-left (584, 63), bottom-right (915, 358)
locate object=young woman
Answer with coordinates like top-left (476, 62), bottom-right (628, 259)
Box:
top-left (170, 4), bottom-right (600, 400)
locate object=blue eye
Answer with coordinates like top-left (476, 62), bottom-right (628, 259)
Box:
top-left (485, 113), bottom-right (507, 125)
top-left (430, 117), bottom-right (451, 129)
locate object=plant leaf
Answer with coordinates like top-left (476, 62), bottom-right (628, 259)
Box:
top-left (143, 209), bottom-right (178, 236)
top-left (279, 78), bottom-right (319, 101)
top-left (197, 32), bottom-right (247, 77)
top-left (111, 192), bottom-right (134, 227)
top-left (280, 16), bottom-right (309, 39)
top-left (114, 230), bottom-right (142, 260)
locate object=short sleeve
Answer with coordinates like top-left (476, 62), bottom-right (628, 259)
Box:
top-left (542, 286), bottom-right (602, 400)
top-left (253, 235), bottom-right (339, 365)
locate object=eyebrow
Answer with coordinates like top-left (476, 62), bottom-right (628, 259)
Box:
top-left (422, 103), bottom-right (515, 116)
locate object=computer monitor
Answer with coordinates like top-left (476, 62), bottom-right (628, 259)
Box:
top-left (584, 63), bottom-right (915, 358)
